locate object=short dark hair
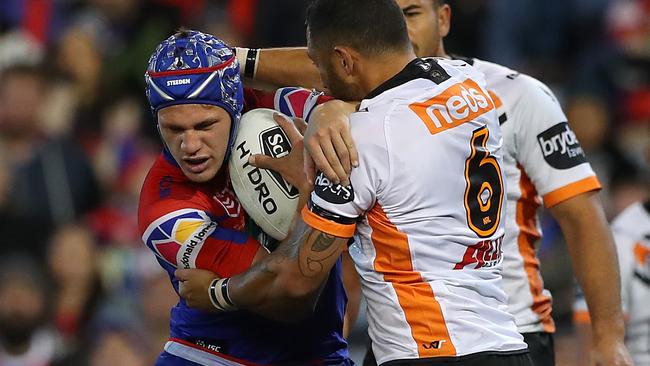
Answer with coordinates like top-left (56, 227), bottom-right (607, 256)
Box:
top-left (306, 0), bottom-right (411, 56)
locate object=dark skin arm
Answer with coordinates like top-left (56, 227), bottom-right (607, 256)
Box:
top-left (226, 217), bottom-right (348, 321)
top-left (175, 217), bottom-right (348, 322)
top-left (551, 191), bottom-right (632, 366)
top-left (254, 48), bottom-right (324, 91)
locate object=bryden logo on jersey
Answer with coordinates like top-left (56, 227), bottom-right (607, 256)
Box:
top-left (142, 209), bottom-right (217, 269)
top-left (314, 171), bottom-right (354, 204)
top-left (537, 122), bottom-right (587, 169)
top-left (409, 78), bottom-right (495, 136)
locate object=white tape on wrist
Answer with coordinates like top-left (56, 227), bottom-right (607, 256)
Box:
top-left (234, 47), bottom-right (259, 79)
top-left (208, 277), bottom-right (237, 312)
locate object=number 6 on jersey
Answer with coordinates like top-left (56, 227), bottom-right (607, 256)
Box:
top-left (464, 126), bottom-right (504, 237)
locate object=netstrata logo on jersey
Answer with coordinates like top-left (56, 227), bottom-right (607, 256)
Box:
top-left (142, 209), bottom-right (218, 268)
top-left (409, 78), bottom-right (495, 136)
top-left (314, 171), bottom-right (354, 204)
top-left (166, 78), bottom-right (192, 87)
top-left (537, 122), bottom-right (587, 169)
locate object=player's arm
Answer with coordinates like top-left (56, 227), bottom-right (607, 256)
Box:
top-left (243, 82), bottom-right (359, 185)
top-left (303, 100), bottom-right (358, 186)
top-left (236, 47), bottom-right (324, 90)
top-left (550, 193), bottom-right (631, 365)
top-left (226, 212), bottom-right (350, 321)
top-left (514, 77), bottom-right (632, 365)
top-left (226, 109), bottom-right (379, 322)
top-left (572, 228), bottom-right (634, 366)
top-left (140, 199), bottom-right (266, 283)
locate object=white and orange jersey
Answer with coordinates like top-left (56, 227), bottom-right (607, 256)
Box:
top-left (303, 58), bottom-right (527, 364)
top-left (467, 58), bottom-right (602, 334)
top-left (574, 201), bottom-right (650, 365)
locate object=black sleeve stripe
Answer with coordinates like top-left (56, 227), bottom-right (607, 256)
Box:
top-left (308, 200), bottom-right (357, 225)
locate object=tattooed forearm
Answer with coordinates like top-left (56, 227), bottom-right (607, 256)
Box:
top-left (298, 231), bottom-right (341, 278)
top-left (311, 233), bottom-right (337, 252)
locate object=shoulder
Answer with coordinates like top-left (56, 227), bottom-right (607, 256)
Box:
top-left (244, 87), bottom-right (330, 120)
top-left (474, 59), bottom-right (562, 113)
top-left (138, 153), bottom-right (211, 230)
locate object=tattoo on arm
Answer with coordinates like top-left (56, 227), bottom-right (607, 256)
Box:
top-left (311, 233), bottom-right (337, 252)
top-left (299, 231), bottom-right (340, 278)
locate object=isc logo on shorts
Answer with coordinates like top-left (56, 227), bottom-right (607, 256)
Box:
top-left (409, 79), bottom-right (495, 135)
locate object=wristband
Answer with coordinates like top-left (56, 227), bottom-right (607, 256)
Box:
top-left (208, 278), bottom-right (237, 311)
top-left (234, 47), bottom-right (260, 79)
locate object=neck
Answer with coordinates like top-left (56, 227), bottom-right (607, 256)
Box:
top-left (358, 50), bottom-right (417, 96)
top-left (437, 40), bottom-right (448, 58)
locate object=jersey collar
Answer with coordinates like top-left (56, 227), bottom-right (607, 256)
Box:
top-left (364, 58), bottom-right (450, 100)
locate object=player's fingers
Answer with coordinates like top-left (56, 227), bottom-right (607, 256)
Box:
top-left (305, 139), bottom-right (339, 184)
top-left (331, 132), bottom-right (352, 182)
top-left (249, 153), bottom-right (284, 172)
top-left (175, 269), bottom-right (189, 281)
top-left (304, 151), bottom-right (316, 186)
top-left (319, 138), bottom-right (347, 184)
top-left (340, 127), bottom-right (359, 168)
top-left (273, 113), bottom-right (303, 144)
top-left (293, 118), bottom-right (308, 135)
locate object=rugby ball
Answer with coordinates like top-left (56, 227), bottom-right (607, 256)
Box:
top-left (228, 108), bottom-right (299, 240)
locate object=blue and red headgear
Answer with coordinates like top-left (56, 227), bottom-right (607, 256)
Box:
top-left (144, 30), bottom-right (244, 159)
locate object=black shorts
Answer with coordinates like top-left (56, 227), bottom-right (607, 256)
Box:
top-left (522, 332), bottom-right (555, 366)
top-left (364, 348), bottom-right (532, 366)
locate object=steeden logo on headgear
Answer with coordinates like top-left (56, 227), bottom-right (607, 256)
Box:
top-left (167, 78), bottom-right (192, 87)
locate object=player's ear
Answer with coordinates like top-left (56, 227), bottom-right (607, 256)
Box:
top-left (333, 46), bottom-right (356, 76)
top-left (438, 4), bottom-right (451, 38)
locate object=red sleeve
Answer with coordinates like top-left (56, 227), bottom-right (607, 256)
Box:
top-left (243, 87), bottom-right (333, 120)
top-left (140, 199), bottom-right (260, 277)
top-left (138, 157), bottom-right (260, 277)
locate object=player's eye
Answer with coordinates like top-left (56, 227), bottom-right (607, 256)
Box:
top-left (195, 121), bottom-right (216, 131)
top-left (404, 11), bottom-right (420, 18)
top-left (168, 126), bottom-right (184, 134)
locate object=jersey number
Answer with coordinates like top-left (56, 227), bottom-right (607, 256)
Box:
top-left (464, 126), bottom-right (503, 237)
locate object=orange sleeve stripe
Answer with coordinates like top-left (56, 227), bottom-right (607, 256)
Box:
top-left (301, 206), bottom-right (356, 238)
top-left (543, 176), bottom-right (602, 208)
top-left (573, 310), bottom-right (592, 324)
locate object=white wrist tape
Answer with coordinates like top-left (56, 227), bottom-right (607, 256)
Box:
top-left (208, 277), bottom-right (237, 312)
top-left (234, 47), bottom-right (260, 79)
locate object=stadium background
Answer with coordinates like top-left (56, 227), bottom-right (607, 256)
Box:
top-left (0, 0), bottom-right (648, 365)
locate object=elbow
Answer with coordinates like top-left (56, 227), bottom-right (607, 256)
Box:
top-left (271, 273), bottom-right (322, 320)
top-left (280, 271), bottom-right (322, 301)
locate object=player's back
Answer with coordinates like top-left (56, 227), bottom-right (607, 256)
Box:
top-left (321, 58), bottom-right (527, 364)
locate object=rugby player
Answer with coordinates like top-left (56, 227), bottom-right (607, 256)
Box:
top-left (235, 1), bottom-right (632, 365)
top-left (177, 1), bottom-right (533, 365)
top-left (138, 29), bottom-right (352, 365)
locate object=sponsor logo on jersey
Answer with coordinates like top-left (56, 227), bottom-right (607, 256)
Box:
top-left (142, 209), bottom-right (217, 268)
top-left (454, 235), bottom-right (504, 270)
top-left (422, 340), bottom-right (447, 350)
top-left (409, 78), bottom-right (495, 135)
top-left (537, 122), bottom-right (586, 169)
top-left (314, 171), bottom-right (354, 204)
top-left (260, 126), bottom-right (300, 199)
top-left (166, 78), bottom-right (191, 86)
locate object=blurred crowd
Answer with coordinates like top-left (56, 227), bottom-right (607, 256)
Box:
top-left (0, 0), bottom-right (648, 365)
